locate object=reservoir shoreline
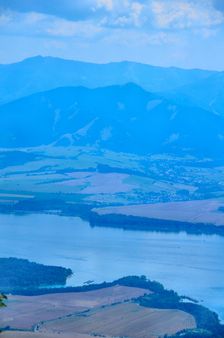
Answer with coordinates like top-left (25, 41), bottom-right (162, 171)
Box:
top-left (0, 212), bottom-right (224, 322)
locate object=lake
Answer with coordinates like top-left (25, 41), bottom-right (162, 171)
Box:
top-left (0, 213), bottom-right (224, 320)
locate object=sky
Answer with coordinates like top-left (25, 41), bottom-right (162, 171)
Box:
top-left (0, 0), bottom-right (224, 70)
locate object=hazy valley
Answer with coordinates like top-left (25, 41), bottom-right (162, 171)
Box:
top-left (0, 56), bottom-right (224, 338)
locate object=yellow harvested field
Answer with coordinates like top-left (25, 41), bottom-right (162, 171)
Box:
top-left (40, 302), bottom-right (196, 338)
top-left (1, 331), bottom-right (95, 338)
top-left (0, 286), bottom-right (150, 330)
top-left (95, 199), bottom-right (224, 226)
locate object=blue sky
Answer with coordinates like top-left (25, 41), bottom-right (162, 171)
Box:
top-left (0, 0), bottom-right (224, 70)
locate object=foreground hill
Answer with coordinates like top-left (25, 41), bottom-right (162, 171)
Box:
top-left (0, 56), bottom-right (215, 104)
top-left (0, 84), bottom-right (224, 158)
top-left (1, 275), bottom-right (223, 337)
top-left (2, 274), bottom-right (221, 338)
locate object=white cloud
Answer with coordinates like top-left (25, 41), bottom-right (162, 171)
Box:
top-left (94, 0), bottom-right (224, 32)
top-left (131, 2), bottom-right (144, 26)
top-left (101, 28), bottom-right (177, 46)
top-left (0, 13), bottom-right (12, 26)
top-left (0, 11), bottom-right (103, 39)
top-left (1, 0), bottom-right (224, 35)
top-left (99, 1), bottom-right (145, 28)
top-left (151, 0), bottom-right (224, 29)
top-left (22, 12), bottom-right (46, 25)
top-left (96, 0), bottom-right (114, 11)
top-left (46, 19), bottom-right (102, 38)
top-left (164, 133), bottom-right (180, 145)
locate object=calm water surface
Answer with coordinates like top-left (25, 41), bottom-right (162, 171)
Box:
top-left (0, 213), bottom-right (223, 320)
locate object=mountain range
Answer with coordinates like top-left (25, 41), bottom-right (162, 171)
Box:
top-left (0, 56), bottom-right (224, 158)
top-left (0, 56), bottom-right (216, 104)
top-left (0, 83), bottom-right (223, 158)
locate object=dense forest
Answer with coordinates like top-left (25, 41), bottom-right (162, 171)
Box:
top-left (0, 258), bottom-right (72, 292)
top-left (167, 329), bottom-right (217, 337)
top-left (135, 276), bottom-right (224, 338)
top-left (90, 212), bottom-right (224, 236)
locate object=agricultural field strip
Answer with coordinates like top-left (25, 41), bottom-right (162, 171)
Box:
top-left (94, 199), bottom-right (224, 226)
top-left (39, 302), bottom-right (196, 338)
top-left (1, 331), bottom-right (95, 338)
top-left (2, 146), bottom-right (223, 203)
top-left (0, 286), bottom-right (150, 331)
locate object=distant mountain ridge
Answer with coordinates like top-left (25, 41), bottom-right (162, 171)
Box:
top-left (163, 71), bottom-right (224, 116)
top-left (0, 56), bottom-right (216, 104)
top-left (0, 83), bottom-right (223, 158)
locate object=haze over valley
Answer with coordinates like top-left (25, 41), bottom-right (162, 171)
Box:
top-left (1, 1), bottom-right (224, 336)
